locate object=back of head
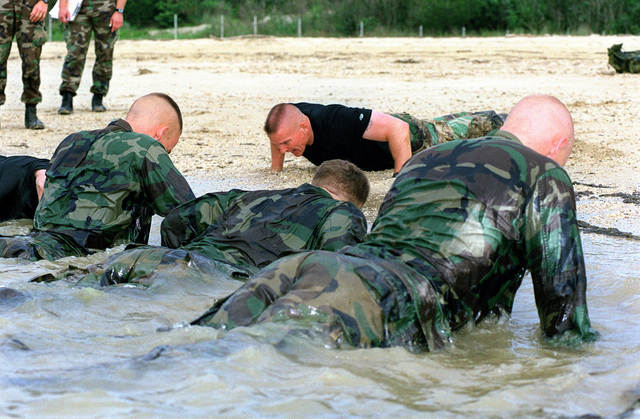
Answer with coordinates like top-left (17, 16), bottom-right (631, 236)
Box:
top-left (126, 93), bottom-right (183, 152)
top-left (264, 103), bottom-right (303, 135)
top-left (311, 159), bottom-right (370, 208)
top-left (500, 94), bottom-right (575, 166)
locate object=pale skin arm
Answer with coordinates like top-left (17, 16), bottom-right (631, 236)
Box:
top-left (30, 0), bottom-right (48, 22)
top-left (362, 111), bottom-right (412, 174)
top-left (58, 0), bottom-right (70, 23)
top-left (270, 142), bottom-right (285, 173)
top-left (110, 0), bottom-right (127, 32)
top-left (34, 169), bottom-right (46, 201)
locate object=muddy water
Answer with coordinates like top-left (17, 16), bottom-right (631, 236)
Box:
top-left (1, 189), bottom-right (639, 417)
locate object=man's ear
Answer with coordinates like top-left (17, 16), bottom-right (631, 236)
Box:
top-left (548, 136), bottom-right (568, 161)
top-left (154, 125), bottom-right (169, 142)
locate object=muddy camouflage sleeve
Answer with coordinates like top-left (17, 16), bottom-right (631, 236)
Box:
top-left (524, 167), bottom-right (595, 341)
top-left (161, 190), bottom-right (249, 248)
top-left (142, 144), bottom-right (195, 217)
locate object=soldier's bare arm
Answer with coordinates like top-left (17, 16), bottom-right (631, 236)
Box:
top-left (362, 111), bottom-right (412, 175)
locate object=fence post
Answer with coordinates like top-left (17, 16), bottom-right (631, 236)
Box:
top-left (297, 18), bottom-right (301, 37)
top-left (220, 15), bottom-right (224, 39)
top-left (254, 16), bottom-right (257, 35)
top-left (462, 26), bottom-right (466, 37)
top-left (48, 14), bottom-right (52, 42)
top-left (359, 21), bottom-right (363, 37)
top-left (174, 14), bottom-right (178, 40)
top-left (419, 25), bottom-right (423, 38)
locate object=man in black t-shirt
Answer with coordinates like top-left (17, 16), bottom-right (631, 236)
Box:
top-left (0, 155), bottom-right (49, 222)
top-left (264, 102), bottom-right (506, 175)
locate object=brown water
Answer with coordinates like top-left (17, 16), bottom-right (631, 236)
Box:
top-left (1, 195), bottom-right (639, 417)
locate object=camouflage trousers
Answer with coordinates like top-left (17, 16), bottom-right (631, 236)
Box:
top-left (193, 250), bottom-right (448, 352)
top-left (0, 231), bottom-right (87, 261)
top-left (76, 246), bottom-right (254, 288)
top-left (0, 0), bottom-right (46, 105)
top-left (392, 110), bottom-right (507, 154)
top-left (59, 0), bottom-right (117, 96)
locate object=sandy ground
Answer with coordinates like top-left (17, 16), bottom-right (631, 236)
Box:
top-left (1, 34), bottom-right (640, 229)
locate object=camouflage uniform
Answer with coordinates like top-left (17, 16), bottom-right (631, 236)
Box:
top-left (0, 0), bottom-right (46, 105)
top-left (59, 0), bottom-right (117, 96)
top-left (392, 110), bottom-right (506, 154)
top-left (195, 131), bottom-right (596, 351)
top-left (81, 184), bottom-right (367, 286)
top-left (0, 119), bottom-right (195, 261)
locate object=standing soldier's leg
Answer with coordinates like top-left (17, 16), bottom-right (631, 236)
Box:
top-left (58, 4), bottom-right (92, 114)
top-left (0, 0), bottom-right (18, 107)
top-left (89, 0), bottom-right (117, 112)
top-left (17, 0), bottom-right (46, 129)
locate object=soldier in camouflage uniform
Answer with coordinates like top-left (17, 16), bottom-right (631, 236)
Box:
top-left (0, 93), bottom-right (195, 261)
top-left (265, 102), bottom-right (506, 175)
top-left (77, 159), bottom-right (369, 287)
top-left (56, 0), bottom-right (126, 114)
top-left (0, 0), bottom-right (48, 129)
top-left (194, 95), bottom-right (597, 352)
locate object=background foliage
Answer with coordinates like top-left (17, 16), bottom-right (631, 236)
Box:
top-left (122, 0), bottom-right (640, 37)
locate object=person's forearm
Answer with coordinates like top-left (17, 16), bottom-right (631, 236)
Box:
top-left (388, 122), bottom-right (412, 174)
top-left (117, 0), bottom-right (127, 9)
top-left (34, 169), bottom-right (46, 201)
top-left (270, 145), bottom-right (284, 173)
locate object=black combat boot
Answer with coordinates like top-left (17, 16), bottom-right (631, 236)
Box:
top-left (92, 93), bottom-right (106, 112)
top-left (25, 104), bottom-right (44, 130)
top-left (58, 91), bottom-right (73, 115)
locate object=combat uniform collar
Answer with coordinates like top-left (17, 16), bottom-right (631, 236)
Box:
top-left (491, 129), bottom-right (522, 144)
top-left (106, 118), bottom-right (134, 132)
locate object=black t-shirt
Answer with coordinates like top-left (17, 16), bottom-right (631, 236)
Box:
top-left (295, 103), bottom-right (394, 171)
top-left (0, 155), bottom-right (49, 221)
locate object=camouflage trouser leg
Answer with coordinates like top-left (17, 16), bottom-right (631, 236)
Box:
top-left (195, 251), bottom-right (427, 350)
top-left (0, 0), bottom-right (45, 105)
top-left (60, 14), bottom-right (92, 95)
top-left (392, 110), bottom-right (507, 154)
top-left (78, 246), bottom-right (189, 287)
top-left (0, 231), bottom-right (86, 261)
top-left (89, 6), bottom-right (116, 96)
top-left (0, 0), bottom-right (15, 106)
top-left (60, 0), bottom-right (116, 96)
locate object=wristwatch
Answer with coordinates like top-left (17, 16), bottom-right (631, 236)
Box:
top-left (42, 0), bottom-right (48, 3)
top-left (116, 8), bottom-right (124, 13)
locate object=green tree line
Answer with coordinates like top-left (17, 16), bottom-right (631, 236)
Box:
top-left (125, 0), bottom-right (640, 36)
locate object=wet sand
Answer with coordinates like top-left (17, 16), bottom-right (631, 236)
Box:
top-left (1, 35), bottom-right (639, 227)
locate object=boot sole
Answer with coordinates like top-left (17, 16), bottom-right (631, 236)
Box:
top-left (58, 108), bottom-right (73, 115)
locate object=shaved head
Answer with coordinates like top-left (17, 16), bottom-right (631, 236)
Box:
top-left (264, 103), bottom-right (313, 157)
top-left (126, 93), bottom-right (183, 152)
top-left (501, 94), bottom-right (574, 166)
top-left (264, 103), bottom-right (306, 136)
